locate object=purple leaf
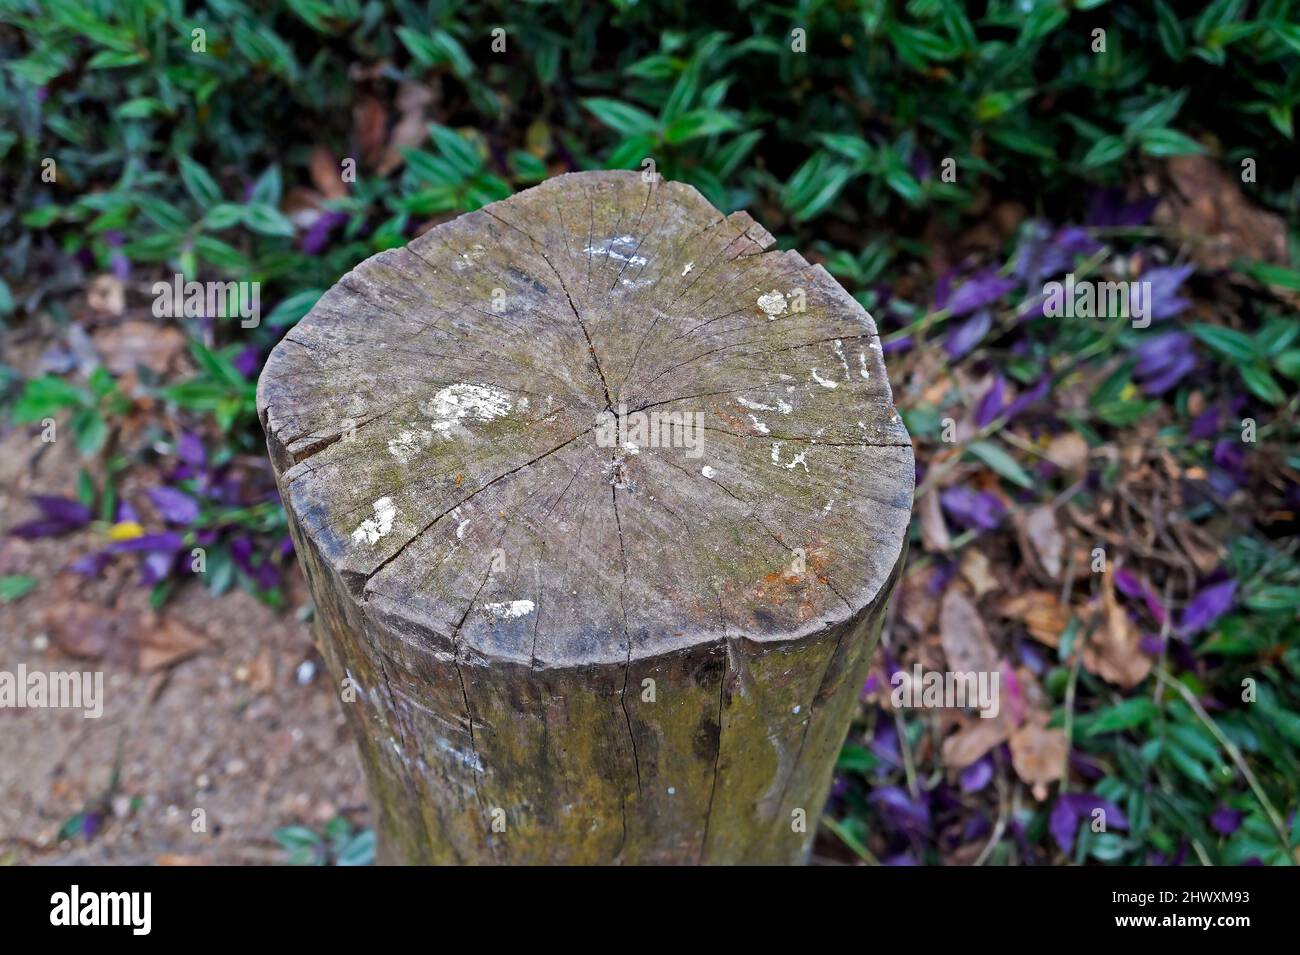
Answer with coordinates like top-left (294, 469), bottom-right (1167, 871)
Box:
top-left (944, 309), bottom-right (992, 359)
top-left (960, 757), bottom-right (994, 794)
top-left (940, 486), bottom-right (1006, 531)
top-left (148, 487), bottom-right (200, 525)
top-left (177, 431), bottom-right (206, 468)
top-left (234, 346), bottom-right (261, 380)
top-left (1142, 264), bottom-right (1194, 320)
top-left (1086, 188), bottom-right (1159, 228)
top-left (10, 496), bottom-right (92, 538)
top-left (1179, 579), bottom-right (1237, 637)
top-left (1050, 796), bottom-right (1082, 856)
top-left (945, 269), bottom-right (1014, 316)
top-left (975, 375), bottom-right (1007, 427)
top-left (69, 550), bottom-right (113, 576)
top-left (1001, 375), bottom-right (1052, 422)
top-left (107, 532), bottom-right (184, 554)
top-left (1209, 806), bottom-right (1244, 836)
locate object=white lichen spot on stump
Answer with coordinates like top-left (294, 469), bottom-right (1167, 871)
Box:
top-left (352, 497), bottom-right (397, 545)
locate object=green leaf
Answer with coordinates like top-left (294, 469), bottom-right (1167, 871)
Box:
top-left (179, 156), bottom-right (222, 208)
top-left (240, 204), bottom-right (295, 238)
top-left (1080, 135), bottom-right (1129, 169)
top-left (1138, 127), bottom-right (1204, 157)
top-left (1275, 350), bottom-right (1300, 380)
top-left (266, 289), bottom-right (323, 327)
top-left (965, 440), bottom-right (1034, 488)
top-left (0, 575), bottom-right (39, 602)
top-left (1236, 261), bottom-right (1300, 291)
top-left (582, 98), bottom-right (658, 138)
top-left (428, 125), bottom-right (482, 176)
top-left (12, 376), bottom-right (91, 423)
top-left (336, 829), bottom-right (375, 866)
top-left (1086, 698), bottom-right (1159, 735)
top-left (1190, 324), bottom-right (1257, 363)
top-left (663, 110), bottom-right (740, 145)
top-left (69, 406), bottom-right (108, 456)
top-left (1238, 364), bottom-right (1285, 404)
top-left (509, 150), bottom-right (548, 183)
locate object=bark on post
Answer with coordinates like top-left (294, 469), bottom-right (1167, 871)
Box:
top-left (257, 170), bottom-right (913, 864)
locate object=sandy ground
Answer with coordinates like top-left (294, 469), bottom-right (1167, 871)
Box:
top-left (0, 412), bottom-right (368, 866)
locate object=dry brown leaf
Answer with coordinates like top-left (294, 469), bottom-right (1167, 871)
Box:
top-left (998, 589), bottom-right (1069, 647)
top-left (93, 320), bottom-right (188, 377)
top-left (1081, 569), bottom-right (1152, 689)
top-left (308, 145), bottom-right (348, 200)
top-left (1153, 155), bottom-right (1289, 270)
top-left (86, 275), bottom-right (126, 316)
top-left (138, 617), bottom-right (207, 672)
top-left (248, 646), bottom-right (275, 694)
top-left (959, 548), bottom-right (999, 597)
top-left (1045, 432), bottom-right (1089, 474)
top-left (940, 586), bottom-right (998, 675)
top-left (918, 489), bottom-right (951, 553)
top-left (941, 717), bottom-right (1008, 769)
top-left (1170, 517), bottom-right (1224, 576)
top-left (1018, 504), bottom-right (1065, 581)
top-left (43, 600), bottom-right (137, 665)
top-left (352, 95), bottom-right (388, 167)
top-left (898, 566), bottom-right (941, 635)
top-left (378, 81), bottom-right (435, 176)
top-left (1009, 718), bottom-right (1067, 800)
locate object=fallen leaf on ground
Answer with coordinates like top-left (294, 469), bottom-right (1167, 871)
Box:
top-left (940, 586), bottom-right (998, 674)
top-left (959, 548), bottom-right (999, 597)
top-left (1045, 432), bottom-right (1090, 474)
top-left (898, 566), bottom-right (941, 635)
top-left (86, 275), bottom-right (125, 316)
top-left (918, 489), bottom-right (951, 552)
top-left (93, 320), bottom-right (188, 377)
top-left (998, 589), bottom-right (1069, 647)
top-left (308, 146), bottom-right (348, 200)
top-left (1152, 155), bottom-right (1288, 270)
top-left (1018, 504), bottom-right (1065, 581)
top-left (1009, 716), bottom-right (1067, 800)
top-left (1081, 569), bottom-right (1153, 689)
top-left (941, 717), bottom-right (1009, 769)
top-left (137, 615), bottom-right (208, 672)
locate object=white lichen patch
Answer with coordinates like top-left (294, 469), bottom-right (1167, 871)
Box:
top-left (770, 443), bottom-right (809, 473)
top-left (701, 465), bottom-right (717, 479)
top-left (810, 368), bottom-right (839, 389)
top-left (832, 339), bottom-right (851, 379)
top-left (483, 599), bottom-right (535, 619)
top-left (757, 290), bottom-right (788, 317)
top-left (387, 429), bottom-right (432, 464)
top-left (858, 350), bottom-right (871, 379)
top-left (783, 452), bottom-right (809, 473)
top-left (420, 383), bottom-right (512, 437)
top-left (747, 414), bottom-right (770, 434)
top-left (351, 497), bottom-right (396, 545)
top-left (681, 261), bottom-right (694, 276)
top-left (584, 235), bottom-right (647, 267)
top-left (737, 395), bottom-right (793, 415)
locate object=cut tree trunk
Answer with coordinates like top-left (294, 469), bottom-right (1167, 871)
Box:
top-left (257, 170), bottom-right (913, 864)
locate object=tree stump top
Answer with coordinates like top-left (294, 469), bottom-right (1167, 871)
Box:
top-left (258, 170), bottom-right (913, 669)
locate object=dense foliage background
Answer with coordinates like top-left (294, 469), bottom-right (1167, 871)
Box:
top-left (2, 0), bottom-right (1298, 865)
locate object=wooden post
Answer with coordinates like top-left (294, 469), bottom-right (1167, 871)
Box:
top-left (257, 170), bottom-right (913, 864)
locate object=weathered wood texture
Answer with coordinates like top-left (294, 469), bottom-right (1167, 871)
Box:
top-left (257, 170), bottom-right (913, 864)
